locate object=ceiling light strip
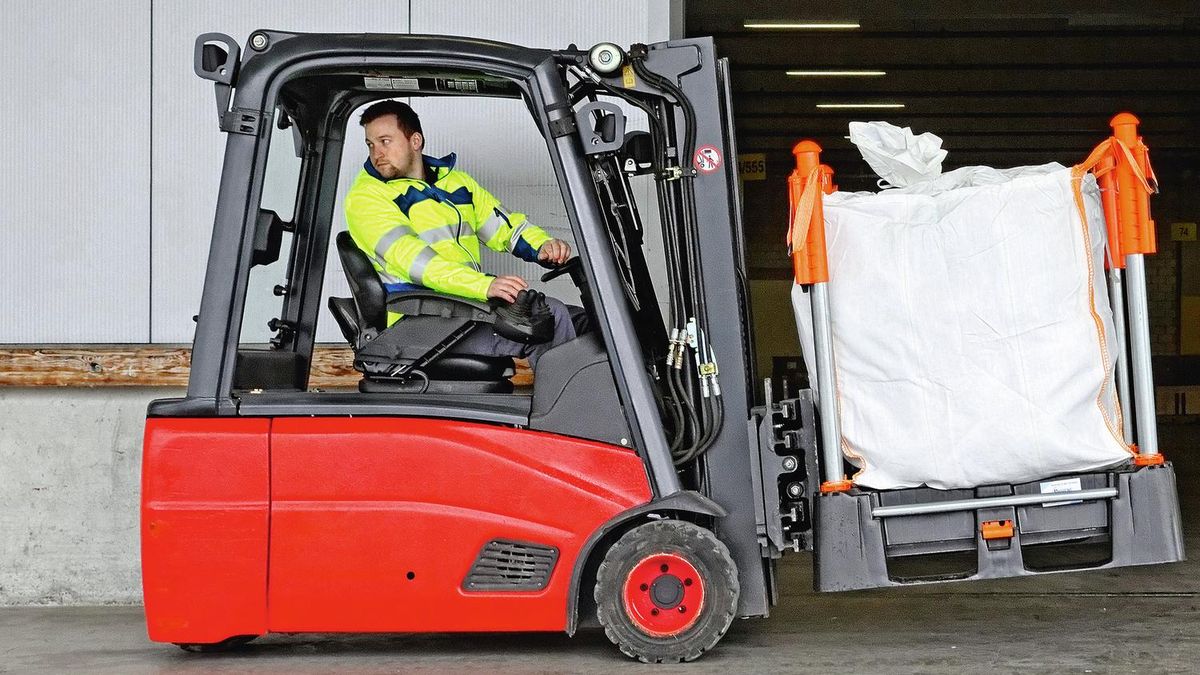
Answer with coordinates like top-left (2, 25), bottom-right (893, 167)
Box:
top-left (744, 21), bottom-right (860, 30)
top-left (816, 103), bottom-right (906, 109)
top-left (787, 70), bottom-right (886, 77)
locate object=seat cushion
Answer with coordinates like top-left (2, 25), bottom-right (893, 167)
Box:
top-left (422, 354), bottom-right (515, 381)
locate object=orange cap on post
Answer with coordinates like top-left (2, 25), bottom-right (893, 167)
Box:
top-left (1109, 112), bottom-right (1157, 256)
top-left (788, 140), bottom-right (830, 285)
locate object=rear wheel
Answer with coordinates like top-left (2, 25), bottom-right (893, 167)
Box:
top-left (594, 520), bottom-right (739, 663)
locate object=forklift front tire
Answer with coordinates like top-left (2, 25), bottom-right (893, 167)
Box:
top-left (594, 520), bottom-right (739, 663)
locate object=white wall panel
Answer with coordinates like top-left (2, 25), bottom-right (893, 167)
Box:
top-left (0, 2), bottom-right (150, 343)
top-left (151, 2), bottom-right (411, 343)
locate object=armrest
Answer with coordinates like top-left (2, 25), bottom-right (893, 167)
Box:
top-left (385, 289), bottom-right (495, 322)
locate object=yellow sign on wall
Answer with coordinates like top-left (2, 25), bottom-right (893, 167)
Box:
top-left (739, 153), bottom-right (767, 181)
top-left (1172, 222), bottom-right (1197, 242)
top-left (1182, 296), bottom-right (1200, 355)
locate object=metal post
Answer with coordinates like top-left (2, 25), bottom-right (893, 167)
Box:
top-left (1124, 254), bottom-right (1158, 457)
top-left (1107, 269), bottom-right (1134, 444)
top-left (810, 284), bottom-right (844, 484)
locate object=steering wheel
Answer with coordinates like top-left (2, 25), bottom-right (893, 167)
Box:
top-left (540, 256), bottom-right (582, 283)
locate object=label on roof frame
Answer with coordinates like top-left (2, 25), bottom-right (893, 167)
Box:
top-left (363, 76), bottom-right (393, 90)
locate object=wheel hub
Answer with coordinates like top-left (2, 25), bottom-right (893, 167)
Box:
top-left (623, 552), bottom-right (706, 637)
top-left (650, 575), bottom-right (684, 608)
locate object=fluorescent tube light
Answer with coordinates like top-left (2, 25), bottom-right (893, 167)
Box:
top-left (816, 103), bottom-right (906, 109)
top-left (744, 21), bottom-right (860, 30)
top-left (787, 70), bottom-right (886, 77)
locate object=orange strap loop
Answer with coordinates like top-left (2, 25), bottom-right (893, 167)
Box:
top-left (787, 140), bottom-right (831, 285)
top-left (786, 165), bottom-right (820, 253)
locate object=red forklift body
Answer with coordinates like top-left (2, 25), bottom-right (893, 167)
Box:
top-left (143, 417), bottom-right (650, 642)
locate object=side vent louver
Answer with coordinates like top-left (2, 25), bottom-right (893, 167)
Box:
top-left (463, 539), bottom-right (559, 591)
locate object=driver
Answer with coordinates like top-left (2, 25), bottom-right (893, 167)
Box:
top-left (344, 100), bottom-right (577, 368)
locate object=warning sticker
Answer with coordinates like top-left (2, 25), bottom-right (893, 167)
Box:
top-left (622, 65), bottom-right (636, 88)
top-left (693, 145), bottom-right (722, 174)
top-left (390, 77), bottom-right (420, 90)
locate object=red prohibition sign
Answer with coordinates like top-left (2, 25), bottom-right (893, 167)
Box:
top-left (693, 145), bottom-right (722, 173)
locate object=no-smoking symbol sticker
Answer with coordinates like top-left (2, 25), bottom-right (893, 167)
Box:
top-left (693, 145), bottom-right (722, 173)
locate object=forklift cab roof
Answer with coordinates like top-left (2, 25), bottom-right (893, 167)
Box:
top-left (195, 31), bottom-right (559, 134)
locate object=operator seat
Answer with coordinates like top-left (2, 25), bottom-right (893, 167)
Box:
top-left (329, 231), bottom-right (516, 394)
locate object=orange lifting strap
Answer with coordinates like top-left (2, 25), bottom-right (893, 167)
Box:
top-left (1076, 112), bottom-right (1160, 269)
top-left (787, 141), bottom-right (834, 285)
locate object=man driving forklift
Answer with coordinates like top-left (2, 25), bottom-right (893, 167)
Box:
top-left (345, 100), bottom-right (577, 367)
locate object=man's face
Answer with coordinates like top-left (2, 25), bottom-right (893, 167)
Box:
top-left (364, 115), bottom-right (422, 180)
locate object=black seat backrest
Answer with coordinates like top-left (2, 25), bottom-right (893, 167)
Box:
top-left (335, 231), bottom-right (388, 332)
top-left (327, 296), bottom-right (360, 345)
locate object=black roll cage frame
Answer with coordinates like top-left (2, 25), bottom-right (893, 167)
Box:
top-left (166, 30), bottom-right (770, 618)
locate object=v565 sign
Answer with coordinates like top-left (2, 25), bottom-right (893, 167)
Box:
top-left (738, 153), bottom-right (767, 181)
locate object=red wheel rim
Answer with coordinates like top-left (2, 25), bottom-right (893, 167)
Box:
top-left (622, 552), bottom-right (705, 638)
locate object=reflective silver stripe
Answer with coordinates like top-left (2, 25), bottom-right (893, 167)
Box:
top-left (416, 223), bottom-right (458, 245)
top-left (478, 209), bottom-right (509, 246)
top-left (371, 254), bottom-right (400, 284)
top-left (408, 246), bottom-right (438, 285)
top-left (508, 221), bottom-right (530, 253)
top-left (374, 224), bottom-right (416, 259)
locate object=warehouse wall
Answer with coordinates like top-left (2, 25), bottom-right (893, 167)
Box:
top-left (0, 0), bottom-right (681, 606)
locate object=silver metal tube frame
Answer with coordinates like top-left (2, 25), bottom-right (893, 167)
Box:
top-left (1123, 254), bottom-right (1159, 457)
top-left (810, 283), bottom-right (845, 484)
top-left (871, 487), bottom-right (1119, 518)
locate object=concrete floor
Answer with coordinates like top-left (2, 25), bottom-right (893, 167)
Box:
top-left (2, 426), bottom-right (1198, 674)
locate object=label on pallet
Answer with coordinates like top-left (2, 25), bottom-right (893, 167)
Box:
top-left (1039, 477), bottom-right (1083, 508)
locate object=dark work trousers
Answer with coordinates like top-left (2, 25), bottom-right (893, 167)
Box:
top-left (451, 295), bottom-right (578, 369)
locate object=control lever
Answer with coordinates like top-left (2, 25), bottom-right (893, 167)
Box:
top-left (492, 289), bottom-right (555, 344)
top-left (540, 256), bottom-right (581, 283)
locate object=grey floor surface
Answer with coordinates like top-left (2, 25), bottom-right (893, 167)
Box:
top-left (2, 426), bottom-right (1198, 674)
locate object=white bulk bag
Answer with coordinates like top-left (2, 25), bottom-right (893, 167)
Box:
top-left (792, 151), bottom-right (1132, 490)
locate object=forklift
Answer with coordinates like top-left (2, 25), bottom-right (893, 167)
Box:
top-left (141, 30), bottom-right (1185, 663)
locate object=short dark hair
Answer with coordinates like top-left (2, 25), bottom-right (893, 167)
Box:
top-left (359, 100), bottom-right (423, 139)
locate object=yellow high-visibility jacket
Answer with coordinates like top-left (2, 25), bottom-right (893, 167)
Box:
top-left (344, 153), bottom-right (552, 308)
